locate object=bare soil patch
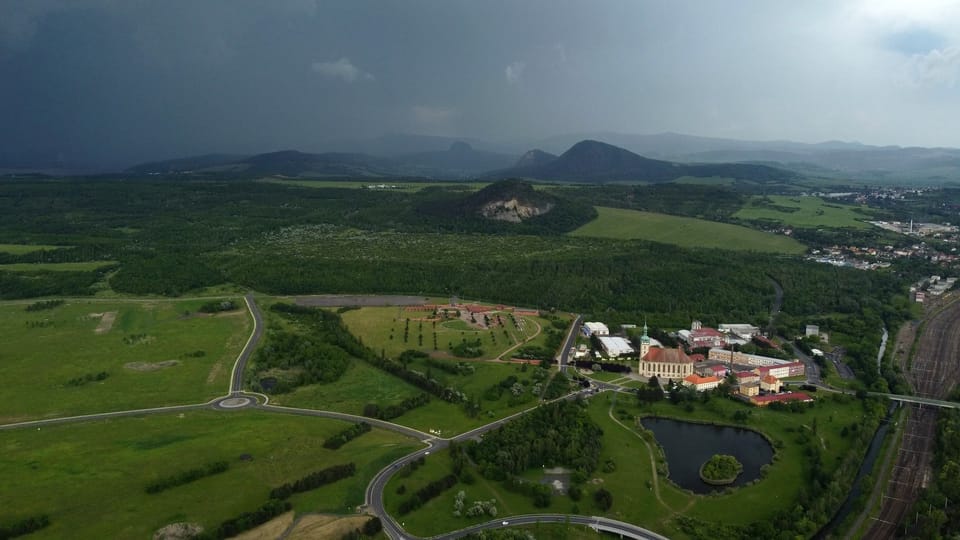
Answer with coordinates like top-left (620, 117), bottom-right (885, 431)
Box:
top-left (228, 511), bottom-right (295, 540)
top-left (287, 515), bottom-right (370, 540)
top-left (206, 361), bottom-right (223, 384)
top-left (93, 311), bottom-right (117, 334)
top-left (124, 360), bottom-right (180, 372)
top-left (153, 522), bottom-right (203, 540)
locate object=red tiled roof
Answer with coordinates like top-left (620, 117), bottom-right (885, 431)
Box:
top-left (736, 371), bottom-right (758, 379)
top-left (642, 347), bottom-right (692, 364)
top-left (691, 328), bottom-right (725, 338)
top-left (689, 353), bottom-right (706, 362)
top-left (684, 374), bottom-right (719, 384)
top-left (761, 375), bottom-right (779, 384)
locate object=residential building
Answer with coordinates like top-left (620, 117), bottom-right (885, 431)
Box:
top-left (708, 348), bottom-right (792, 367)
top-left (760, 375), bottom-right (781, 393)
top-left (688, 328), bottom-right (727, 348)
top-left (683, 374), bottom-right (720, 392)
top-left (749, 392), bottom-right (814, 407)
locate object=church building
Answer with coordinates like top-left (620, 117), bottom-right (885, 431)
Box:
top-left (636, 323), bottom-right (694, 381)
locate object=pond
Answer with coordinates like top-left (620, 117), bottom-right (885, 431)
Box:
top-left (641, 417), bottom-right (774, 494)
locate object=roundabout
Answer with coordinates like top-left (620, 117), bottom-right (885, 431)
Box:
top-left (214, 396), bottom-right (256, 409)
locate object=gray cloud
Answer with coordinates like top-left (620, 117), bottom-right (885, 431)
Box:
top-left (505, 61), bottom-right (524, 84)
top-left (3, 0), bottom-right (960, 169)
top-left (311, 57), bottom-right (374, 83)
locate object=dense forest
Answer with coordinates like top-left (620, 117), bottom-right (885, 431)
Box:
top-left (0, 178), bottom-right (919, 389)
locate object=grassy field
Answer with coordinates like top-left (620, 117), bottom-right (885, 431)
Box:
top-left (274, 357), bottom-right (551, 437)
top-left (339, 305), bottom-right (555, 360)
top-left (569, 207), bottom-right (805, 254)
top-left (0, 410), bottom-right (419, 539)
top-left (262, 178), bottom-right (487, 192)
top-left (0, 244), bottom-right (63, 255)
top-left (387, 389), bottom-right (874, 538)
top-left (0, 261), bottom-right (117, 272)
top-left (0, 299), bottom-right (249, 422)
top-left (734, 195), bottom-right (872, 229)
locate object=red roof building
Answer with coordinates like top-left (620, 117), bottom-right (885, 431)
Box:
top-left (688, 328), bottom-right (727, 348)
top-left (749, 392), bottom-right (814, 407)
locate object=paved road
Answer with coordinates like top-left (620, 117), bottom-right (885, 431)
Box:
top-left (427, 514), bottom-right (670, 540)
top-left (230, 293), bottom-right (264, 394)
top-left (367, 387), bottom-right (599, 539)
top-left (256, 404), bottom-right (435, 442)
top-left (556, 314), bottom-right (582, 373)
top-left (0, 296), bottom-right (667, 540)
top-left (0, 401), bottom-right (215, 431)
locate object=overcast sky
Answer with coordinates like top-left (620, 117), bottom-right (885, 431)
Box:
top-left (3, 0), bottom-right (960, 167)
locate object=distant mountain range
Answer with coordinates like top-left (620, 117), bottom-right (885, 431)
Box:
top-left (486, 140), bottom-right (795, 183)
top-left (126, 139), bottom-right (795, 183)
top-left (117, 131), bottom-right (960, 184)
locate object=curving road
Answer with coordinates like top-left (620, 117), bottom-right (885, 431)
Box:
top-left (426, 514), bottom-right (670, 540)
top-left (0, 297), bottom-right (672, 540)
top-left (230, 293), bottom-right (264, 394)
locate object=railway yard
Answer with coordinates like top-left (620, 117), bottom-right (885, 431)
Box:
top-left (866, 294), bottom-right (960, 538)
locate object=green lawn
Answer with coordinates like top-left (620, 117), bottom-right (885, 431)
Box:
top-left (339, 305), bottom-right (549, 360)
top-left (0, 244), bottom-right (64, 255)
top-left (0, 299), bottom-right (249, 422)
top-left (274, 357), bottom-right (552, 437)
top-left (388, 389), bottom-right (874, 537)
top-left (734, 195), bottom-right (872, 229)
top-left (0, 410), bottom-right (419, 539)
top-left (569, 207), bottom-right (805, 254)
top-left (0, 261), bottom-right (117, 272)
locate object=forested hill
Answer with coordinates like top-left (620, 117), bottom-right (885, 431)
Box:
top-left (415, 179), bottom-right (597, 231)
top-left (488, 140), bottom-right (797, 183)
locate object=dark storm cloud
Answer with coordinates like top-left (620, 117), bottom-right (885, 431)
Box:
top-left (2, 0), bottom-right (960, 169)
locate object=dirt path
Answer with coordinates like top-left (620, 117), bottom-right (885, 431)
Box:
top-left (605, 397), bottom-right (672, 513)
top-left (496, 317), bottom-right (542, 360)
top-left (93, 311), bottom-right (117, 334)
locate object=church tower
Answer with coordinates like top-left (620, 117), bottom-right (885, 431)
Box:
top-left (639, 320), bottom-right (651, 361)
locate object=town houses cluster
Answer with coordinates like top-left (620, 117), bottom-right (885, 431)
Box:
top-left (579, 320), bottom-right (812, 407)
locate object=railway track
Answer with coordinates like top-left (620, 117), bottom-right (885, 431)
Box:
top-left (865, 295), bottom-right (960, 538)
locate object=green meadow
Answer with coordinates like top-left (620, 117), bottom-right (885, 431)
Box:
top-left (0, 261), bottom-right (117, 272)
top-left (734, 195), bottom-right (872, 229)
top-left (0, 299), bottom-right (249, 422)
top-left (273, 355), bottom-right (552, 437)
top-left (570, 206), bottom-right (805, 254)
top-left (0, 244), bottom-right (64, 255)
top-left (0, 410), bottom-right (419, 539)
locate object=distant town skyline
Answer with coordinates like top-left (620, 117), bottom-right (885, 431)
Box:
top-left (3, 0), bottom-right (960, 168)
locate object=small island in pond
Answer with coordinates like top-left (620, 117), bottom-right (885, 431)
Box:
top-left (699, 454), bottom-right (744, 486)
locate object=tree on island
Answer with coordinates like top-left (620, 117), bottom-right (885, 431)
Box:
top-left (700, 454), bottom-right (744, 486)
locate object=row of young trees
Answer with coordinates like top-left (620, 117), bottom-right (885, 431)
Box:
top-left (268, 463), bottom-right (356, 500)
top-left (322, 422), bottom-right (372, 450)
top-left (397, 474), bottom-right (458, 515)
top-left (363, 393), bottom-right (431, 421)
top-left (144, 461), bottom-right (229, 494)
